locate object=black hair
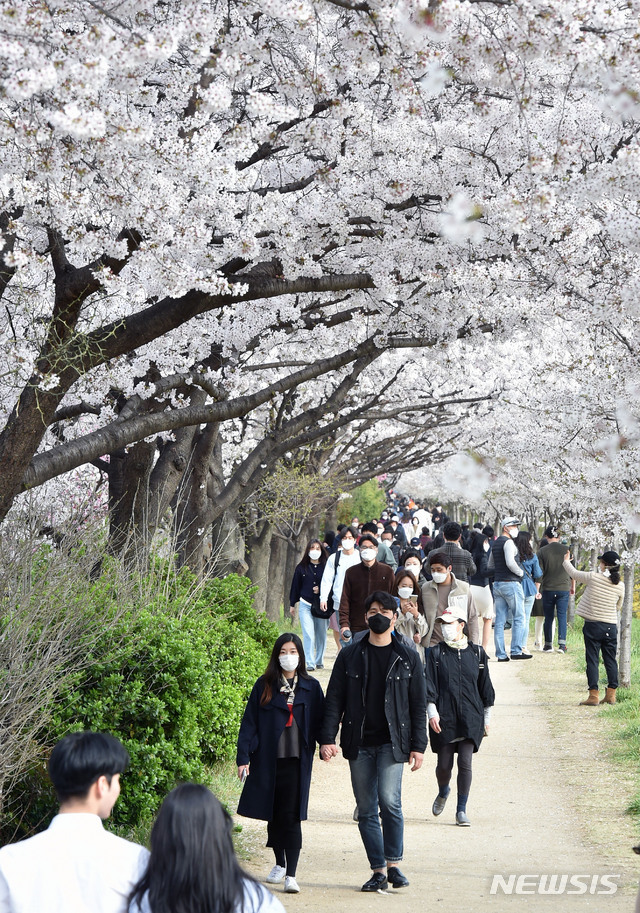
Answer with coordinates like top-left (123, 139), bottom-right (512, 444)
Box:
top-left (442, 521), bottom-right (462, 541)
top-left (421, 526), bottom-right (430, 536)
top-left (48, 731), bottom-right (129, 803)
top-left (516, 530), bottom-right (534, 561)
top-left (399, 547), bottom-right (422, 567)
top-left (361, 521), bottom-right (379, 535)
top-left (393, 567), bottom-right (420, 597)
top-left (299, 538), bottom-right (328, 568)
top-left (429, 551), bottom-right (451, 569)
top-left (339, 526), bottom-right (359, 543)
top-left (359, 532), bottom-right (378, 549)
top-left (260, 633), bottom-right (308, 707)
top-left (482, 525), bottom-right (494, 538)
top-left (473, 522), bottom-right (483, 530)
top-left (129, 783), bottom-right (257, 913)
top-left (382, 524), bottom-right (395, 537)
top-left (469, 529), bottom-right (488, 559)
top-left (324, 530), bottom-right (335, 549)
top-left (364, 591), bottom-right (398, 614)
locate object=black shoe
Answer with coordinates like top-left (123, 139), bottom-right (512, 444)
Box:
top-left (497, 656), bottom-right (510, 662)
top-left (504, 622), bottom-right (512, 630)
top-left (361, 872), bottom-right (388, 892)
top-left (510, 653), bottom-right (532, 660)
top-left (387, 867), bottom-right (409, 888)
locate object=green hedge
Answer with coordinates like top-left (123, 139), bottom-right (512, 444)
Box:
top-left (3, 569), bottom-right (277, 838)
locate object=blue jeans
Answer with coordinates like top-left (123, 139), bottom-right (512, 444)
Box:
top-left (542, 591), bottom-right (569, 646)
top-left (349, 744), bottom-right (404, 869)
top-left (298, 600), bottom-right (329, 668)
top-left (493, 581), bottom-right (525, 659)
top-left (519, 594), bottom-right (536, 652)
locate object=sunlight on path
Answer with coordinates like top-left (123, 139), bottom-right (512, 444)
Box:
top-left (240, 638), bottom-right (638, 911)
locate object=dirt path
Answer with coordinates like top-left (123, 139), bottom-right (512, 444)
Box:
top-left (238, 638), bottom-right (639, 910)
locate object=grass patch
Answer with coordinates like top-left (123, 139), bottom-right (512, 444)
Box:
top-left (113, 759), bottom-right (247, 851)
top-left (566, 614), bottom-right (640, 823)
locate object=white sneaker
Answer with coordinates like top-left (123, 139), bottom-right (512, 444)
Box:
top-left (284, 876), bottom-right (300, 893)
top-left (266, 865), bottom-right (286, 884)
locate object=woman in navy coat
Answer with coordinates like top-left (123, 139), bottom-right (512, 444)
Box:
top-left (236, 633), bottom-right (324, 895)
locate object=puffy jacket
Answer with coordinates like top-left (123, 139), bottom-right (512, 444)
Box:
top-left (425, 641), bottom-right (494, 753)
top-left (320, 632), bottom-right (427, 761)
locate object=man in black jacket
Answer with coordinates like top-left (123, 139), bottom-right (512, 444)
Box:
top-left (320, 591), bottom-right (427, 893)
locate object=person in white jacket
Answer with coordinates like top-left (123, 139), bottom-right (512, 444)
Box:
top-left (320, 527), bottom-right (361, 651)
top-left (0, 732), bottom-right (147, 913)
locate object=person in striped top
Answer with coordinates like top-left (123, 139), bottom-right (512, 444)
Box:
top-left (563, 550), bottom-right (625, 706)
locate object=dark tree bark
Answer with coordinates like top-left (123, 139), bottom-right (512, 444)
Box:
top-left (265, 534), bottom-right (288, 622)
top-left (245, 520), bottom-right (274, 615)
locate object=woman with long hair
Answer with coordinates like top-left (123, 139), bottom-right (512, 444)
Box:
top-left (289, 538), bottom-right (329, 671)
top-left (563, 549), bottom-right (625, 705)
top-left (468, 529), bottom-right (494, 651)
top-left (236, 633), bottom-right (324, 894)
top-left (515, 531), bottom-right (543, 654)
top-left (128, 783), bottom-right (284, 913)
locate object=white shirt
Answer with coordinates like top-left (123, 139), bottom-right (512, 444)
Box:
top-left (0, 813), bottom-right (148, 913)
top-left (131, 879), bottom-right (285, 913)
top-left (320, 548), bottom-right (361, 605)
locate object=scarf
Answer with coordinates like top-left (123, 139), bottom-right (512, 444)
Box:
top-left (279, 672), bottom-right (298, 727)
top-left (447, 634), bottom-right (468, 651)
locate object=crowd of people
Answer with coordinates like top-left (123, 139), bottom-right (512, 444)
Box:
top-left (0, 498), bottom-right (627, 909)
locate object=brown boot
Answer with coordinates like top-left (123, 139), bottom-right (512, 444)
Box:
top-left (580, 689), bottom-right (600, 706)
top-left (600, 687), bottom-right (617, 705)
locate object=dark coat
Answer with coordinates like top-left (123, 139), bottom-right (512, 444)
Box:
top-left (236, 674), bottom-right (324, 821)
top-left (425, 642), bottom-right (494, 753)
top-left (320, 632), bottom-right (427, 761)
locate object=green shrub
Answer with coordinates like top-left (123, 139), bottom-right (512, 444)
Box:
top-left (1, 565), bottom-right (276, 838)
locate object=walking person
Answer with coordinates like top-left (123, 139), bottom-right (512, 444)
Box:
top-left (420, 550), bottom-right (480, 648)
top-left (393, 567), bottom-right (428, 662)
top-left (128, 783), bottom-right (285, 913)
top-left (563, 550), bottom-right (625, 705)
top-left (289, 538), bottom-right (328, 671)
top-left (320, 526), bottom-right (361, 653)
top-left (469, 528), bottom-right (494, 651)
top-left (320, 591), bottom-right (427, 892)
top-left (515, 531), bottom-right (543, 654)
top-left (426, 607), bottom-right (495, 827)
top-left (236, 634), bottom-right (324, 894)
top-left (339, 533), bottom-right (393, 638)
top-left (488, 517), bottom-right (531, 661)
top-left (537, 525), bottom-right (573, 653)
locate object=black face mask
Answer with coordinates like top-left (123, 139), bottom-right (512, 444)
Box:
top-left (367, 613), bottom-right (392, 634)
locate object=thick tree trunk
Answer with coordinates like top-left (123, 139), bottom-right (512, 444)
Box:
top-left (619, 554), bottom-right (636, 688)
top-left (246, 521), bottom-right (274, 615)
top-left (107, 440), bottom-right (156, 567)
top-left (265, 534), bottom-right (288, 622)
top-left (173, 423), bottom-right (219, 576)
top-left (567, 537), bottom-right (580, 625)
top-left (209, 508), bottom-right (247, 579)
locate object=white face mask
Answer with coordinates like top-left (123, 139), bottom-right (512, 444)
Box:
top-left (360, 548), bottom-right (377, 562)
top-left (432, 571), bottom-right (448, 584)
top-left (483, 541), bottom-right (490, 552)
top-left (341, 538), bottom-right (355, 551)
top-left (279, 654), bottom-right (298, 672)
top-left (309, 549), bottom-right (321, 560)
top-left (442, 623), bottom-right (460, 643)
top-left (405, 564), bottom-right (421, 578)
top-left (508, 528), bottom-right (518, 539)
top-left (398, 586), bottom-right (414, 599)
